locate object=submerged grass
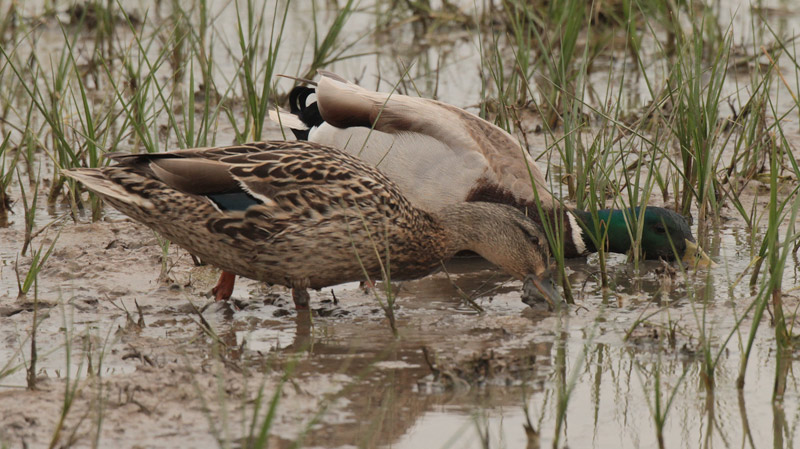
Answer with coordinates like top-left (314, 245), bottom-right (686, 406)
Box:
top-left (48, 302), bottom-right (86, 449)
top-left (637, 355), bottom-right (690, 449)
top-left (244, 358), bottom-right (297, 449)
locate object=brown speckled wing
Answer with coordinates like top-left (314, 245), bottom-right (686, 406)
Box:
top-left (220, 142), bottom-right (419, 223)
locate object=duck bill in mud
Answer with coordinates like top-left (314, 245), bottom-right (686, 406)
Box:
top-left (521, 272), bottom-right (564, 311)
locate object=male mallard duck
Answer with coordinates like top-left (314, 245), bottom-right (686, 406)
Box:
top-left (64, 141), bottom-right (559, 309)
top-left (273, 72), bottom-right (705, 263)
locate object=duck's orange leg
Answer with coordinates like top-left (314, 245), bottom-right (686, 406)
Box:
top-left (212, 271), bottom-right (236, 301)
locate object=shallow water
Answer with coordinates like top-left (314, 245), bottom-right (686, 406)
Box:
top-left (2, 1), bottom-right (800, 448)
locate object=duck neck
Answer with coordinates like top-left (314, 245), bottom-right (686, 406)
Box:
top-left (520, 202), bottom-right (588, 257)
top-left (572, 208), bottom-right (640, 255)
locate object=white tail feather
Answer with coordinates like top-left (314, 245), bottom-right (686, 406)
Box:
top-left (268, 108), bottom-right (308, 130)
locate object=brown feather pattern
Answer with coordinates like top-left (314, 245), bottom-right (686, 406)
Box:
top-left (65, 141), bottom-right (553, 301)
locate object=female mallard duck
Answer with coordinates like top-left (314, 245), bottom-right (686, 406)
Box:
top-left (64, 141), bottom-right (559, 309)
top-left (274, 72), bottom-right (705, 263)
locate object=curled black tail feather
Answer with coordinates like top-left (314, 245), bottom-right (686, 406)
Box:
top-left (288, 86), bottom-right (323, 140)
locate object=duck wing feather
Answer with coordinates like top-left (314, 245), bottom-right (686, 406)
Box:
top-left (314, 74), bottom-right (555, 210)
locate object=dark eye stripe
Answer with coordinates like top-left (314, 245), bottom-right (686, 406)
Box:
top-left (515, 223), bottom-right (540, 244)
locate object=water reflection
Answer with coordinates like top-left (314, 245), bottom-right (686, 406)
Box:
top-left (211, 243), bottom-right (800, 449)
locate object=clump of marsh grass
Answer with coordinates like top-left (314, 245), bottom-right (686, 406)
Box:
top-left (664, 14), bottom-right (732, 234)
top-left (94, 5), bottom-right (189, 156)
top-left (16, 168), bottom-right (40, 256)
top-left (1, 14), bottom-right (127, 218)
top-left (528, 0), bottom-right (587, 131)
top-left (736, 132), bottom-right (800, 394)
top-left (0, 36), bottom-right (72, 206)
top-left (477, 0), bottom-right (675, 293)
top-left (476, 5), bottom-right (530, 133)
top-left (228, 0), bottom-right (288, 143)
top-left (730, 23), bottom-right (800, 394)
top-left (66, 0), bottom-right (128, 67)
top-left (0, 134), bottom-right (16, 227)
top-left (15, 232), bottom-right (59, 298)
top-left (182, 0), bottom-right (218, 108)
top-left (298, 0), bottom-right (369, 82)
top-left (162, 1), bottom-right (220, 150)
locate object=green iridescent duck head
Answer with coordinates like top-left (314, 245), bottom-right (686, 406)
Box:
top-left (576, 206), bottom-right (706, 263)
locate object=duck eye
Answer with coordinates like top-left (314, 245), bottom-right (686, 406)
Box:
top-left (653, 223), bottom-right (667, 234)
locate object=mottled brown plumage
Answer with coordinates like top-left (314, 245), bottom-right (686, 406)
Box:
top-left (65, 141), bottom-right (558, 309)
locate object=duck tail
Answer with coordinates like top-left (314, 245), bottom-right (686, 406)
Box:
top-left (268, 85), bottom-right (324, 141)
top-left (63, 168), bottom-right (154, 209)
top-left (289, 86), bottom-right (323, 140)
